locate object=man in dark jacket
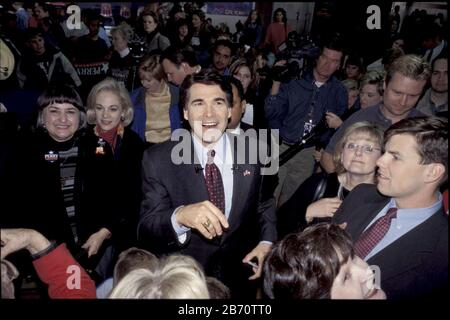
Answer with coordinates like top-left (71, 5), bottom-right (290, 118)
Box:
top-left (265, 35), bottom-right (347, 206)
top-left (333, 117), bottom-right (448, 299)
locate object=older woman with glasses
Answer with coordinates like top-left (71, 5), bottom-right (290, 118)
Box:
top-left (277, 121), bottom-right (384, 238)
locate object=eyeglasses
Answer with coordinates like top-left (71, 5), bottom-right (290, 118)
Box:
top-left (344, 143), bottom-right (381, 154)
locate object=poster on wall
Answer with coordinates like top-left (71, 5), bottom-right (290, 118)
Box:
top-left (206, 2), bottom-right (253, 16)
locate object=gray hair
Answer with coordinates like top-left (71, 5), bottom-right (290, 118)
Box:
top-left (110, 22), bottom-right (134, 43)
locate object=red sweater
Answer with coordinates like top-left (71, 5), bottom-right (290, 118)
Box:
top-left (264, 23), bottom-right (291, 53)
top-left (33, 244), bottom-right (96, 299)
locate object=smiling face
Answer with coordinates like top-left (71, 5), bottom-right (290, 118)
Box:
top-left (28, 35), bottom-right (46, 55)
top-left (94, 91), bottom-right (124, 131)
top-left (331, 254), bottom-right (384, 299)
top-left (43, 103), bottom-right (80, 142)
top-left (183, 83), bottom-right (231, 148)
top-left (359, 84), bottom-right (382, 109)
top-left (341, 132), bottom-right (382, 177)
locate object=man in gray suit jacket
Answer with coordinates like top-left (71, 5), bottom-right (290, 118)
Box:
top-left (137, 70), bottom-right (277, 297)
top-left (334, 116), bottom-right (448, 299)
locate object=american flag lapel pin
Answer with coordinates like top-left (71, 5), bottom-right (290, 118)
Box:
top-left (243, 170), bottom-right (251, 176)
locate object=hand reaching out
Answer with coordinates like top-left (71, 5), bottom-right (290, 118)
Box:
top-left (176, 201), bottom-right (229, 240)
top-left (81, 228), bottom-right (111, 257)
top-left (305, 197), bottom-right (343, 223)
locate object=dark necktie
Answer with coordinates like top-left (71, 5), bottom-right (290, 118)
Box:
top-left (354, 208), bottom-right (398, 259)
top-left (205, 150), bottom-right (225, 213)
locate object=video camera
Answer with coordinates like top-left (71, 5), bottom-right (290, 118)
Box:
top-left (129, 35), bottom-right (146, 61)
top-left (259, 31), bottom-right (320, 83)
top-left (279, 112), bottom-right (329, 167)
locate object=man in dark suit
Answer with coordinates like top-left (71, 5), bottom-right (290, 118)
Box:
top-left (137, 70), bottom-right (277, 297)
top-left (333, 116), bottom-right (448, 299)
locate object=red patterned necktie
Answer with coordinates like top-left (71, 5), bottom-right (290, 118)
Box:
top-left (205, 150), bottom-right (225, 213)
top-left (354, 208), bottom-right (398, 259)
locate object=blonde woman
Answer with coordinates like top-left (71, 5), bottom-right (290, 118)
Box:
top-left (130, 54), bottom-right (182, 145)
top-left (84, 78), bottom-right (145, 256)
top-left (109, 254), bottom-right (209, 299)
top-left (277, 121), bottom-right (384, 238)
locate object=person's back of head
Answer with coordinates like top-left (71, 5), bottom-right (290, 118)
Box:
top-left (158, 255), bottom-right (209, 299)
top-left (109, 254), bottom-right (209, 299)
top-left (113, 247), bottom-right (159, 285)
top-left (263, 223), bottom-right (354, 299)
top-left (161, 46), bottom-right (198, 68)
top-left (206, 276), bottom-right (231, 299)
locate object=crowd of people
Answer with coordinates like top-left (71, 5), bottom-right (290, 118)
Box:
top-left (0, 2), bottom-right (448, 301)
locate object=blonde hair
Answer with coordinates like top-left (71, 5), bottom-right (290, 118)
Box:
top-left (138, 54), bottom-right (165, 82)
top-left (359, 70), bottom-right (385, 96)
top-left (385, 54), bottom-right (431, 84)
top-left (86, 78), bottom-right (134, 127)
top-left (333, 121), bottom-right (384, 174)
top-left (109, 254), bottom-right (209, 299)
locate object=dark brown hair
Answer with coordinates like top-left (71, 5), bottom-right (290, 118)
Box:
top-left (179, 69), bottom-right (233, 110)
top-left (384, 116), bottom-right (448, 185)
top-left (263, 223), bottom-right (354, 299)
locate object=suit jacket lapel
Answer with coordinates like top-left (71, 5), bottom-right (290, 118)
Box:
top-left (224, 133), bottom-right (254, 240)
top-left (367, 208), bottom-right (446, 281)
top-left (174, 138), bottom-right (209, 203)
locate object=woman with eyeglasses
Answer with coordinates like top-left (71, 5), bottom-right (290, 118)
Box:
top-left (277, 121), bottom-right (384, 238)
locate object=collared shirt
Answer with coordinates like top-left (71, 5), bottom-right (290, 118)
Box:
top-left (171, 134), bottom-right (234, 238)
top-left (325, 104), bottom-right (424, 154)
top-left (227, 123), bottom-right (241, 135)
top-left (423, 40), bottom-right (447, 63)
top-left (364, 194), bottom-right (443, 260)
top-left (416, 88), bottom-right (448, 116)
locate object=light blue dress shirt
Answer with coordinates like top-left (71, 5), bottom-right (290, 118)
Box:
top-left (364, 193), bottom-right (443, 261)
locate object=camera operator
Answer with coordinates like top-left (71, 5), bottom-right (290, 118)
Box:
top-left (265, 35), bottom-right (348, 207)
